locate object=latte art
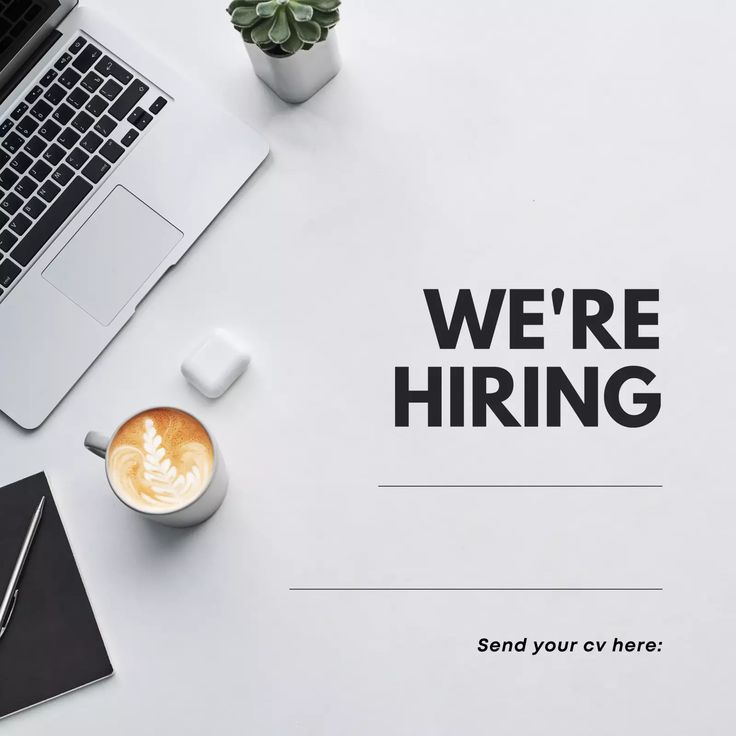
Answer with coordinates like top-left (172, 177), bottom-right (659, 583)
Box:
top-left (107, 408), bottom-right (214, 512)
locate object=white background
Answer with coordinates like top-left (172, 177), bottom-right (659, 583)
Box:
top-left (2, 0), bottom-right (735, 733)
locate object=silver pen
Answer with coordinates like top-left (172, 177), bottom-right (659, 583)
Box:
top-left (0, 496), bottom-right (45, 641)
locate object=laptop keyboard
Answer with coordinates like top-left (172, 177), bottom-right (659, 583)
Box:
top-left (0, 1), bottom-right (42, 55)
top-left (0, 32), bottom-right (170, 303)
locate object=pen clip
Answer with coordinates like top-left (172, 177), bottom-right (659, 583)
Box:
top-left (0, 589), bottom-right (18, 641)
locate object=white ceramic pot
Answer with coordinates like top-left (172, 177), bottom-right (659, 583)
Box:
top-left (246, 32), bottom-right (341, 104)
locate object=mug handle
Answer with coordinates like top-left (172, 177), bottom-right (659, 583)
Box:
top-left (84, 431), bottom-right (111, 459)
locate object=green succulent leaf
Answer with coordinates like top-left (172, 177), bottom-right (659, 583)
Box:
top-left (255, 0), bottom-right (279, 18)
top-left (231, 6), bottom-right (260, 27)
top-left (311, 9), bottom-right (338, 27)
top-left (227, 0), bottom-right (258, 13)
top-left (281, 27), bottom-right (304, 54)
top-left (288, 1), bottom-right (314, 22)
top-left (309, 0), bottom-right (340, 12)
top-left (229, 0), bottom-right (339, 54)
top-left (268, 8), bottom-right (292, 44)
top-left (250, 19), bottom-right (273, 45)
top-left (295, 19), bottom-right (321, 43)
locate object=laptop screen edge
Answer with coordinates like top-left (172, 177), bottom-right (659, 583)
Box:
top-left (0, 0), bottom-right (77, 92)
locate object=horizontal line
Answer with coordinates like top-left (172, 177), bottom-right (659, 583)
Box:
top-left (290, 587), bottom-right (663, 592)
top-left (378, 484), bottom-right (663, 489)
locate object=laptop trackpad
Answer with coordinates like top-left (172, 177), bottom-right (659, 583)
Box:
top-left (43, 186), bottom-right (183, 325)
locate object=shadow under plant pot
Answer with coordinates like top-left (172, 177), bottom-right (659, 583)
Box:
top-left (246, 32), bottom-right (341, 104)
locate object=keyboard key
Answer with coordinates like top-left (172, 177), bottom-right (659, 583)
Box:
top-left (25, 85), bottom-right (42, 103)
top-left (4, 1), bottom-right (25, 22)
top-left (10, 176), bottom-right (93, 266)
top-left (69, 37), bottom-right (87, 54)
top-left (109, 80), bottom-right (148, 120)
top-left (92, 56), bottom-right (113, 76)
top-left (16, 115), bottom-right (38, 137)
top-left (2, 132), bottom-right (24, 153)
top-left (67, 87), bottom-right (90, 109)
top-left (0, 258), bottom-right (20, 288)
top-left (99, 139), bottom-right (124, 163)
top-left (23, 135), bottom-right (46, 157)
top-left (9, 152), bottom-right (32, 173)
top-left (81, 72), bottom-right (102, 93)
top-left (134, 110), bottom-right (153, 130)
top-left (95, 56), bottom-right (133, 85)
top-left (72, 44), bottom-right (102, 73)
top-left (0, 119), bottom-right (13, 137)
top-left (39, 69), bottom-right (57, 87)
top-left (54, 52), bottom-right (72, 70)
top-left (0, 169), bottom-right (19, 189)
top-left (53, 103), bottom-right (75, 124)
top-left (43, 82), bottom-right (66, 105)
top-left (29, 159), bottom-right (52, 182)
top-left (111, 66), bottom-right (134, 87)
top-left (80, 131), bottom-right (103, 153)
top-left (39, 119), bottom-right (61, 141)
top-left (0, 150), bottom-right (9, 168)
top-left (1, 192), bottom-right (23, 214)
top-left (71, 111), bottom-right (94, 133)
top-left (43, 143), bottom-right (65, 165)
top-left (85, 95), bottom-right (108, 117)
top-left (149, 96), bottom-right (167, 115)
top-left (25, 6), bottom-right (43, 22)
top-left (127, 107), bottom-right (143, 125)
top-left (99, 79), bottom-right (122, 101)
top-left (43, 143), bottom-right (66, 166)
top-left (30, 99), bottom-right (53, 121)
top-left (10, 102), bottom-right (27, 120)
top-left (58, 128), bottom-right (80, 149)
top-left (81, 155), bottom-right (110, 184)
top-left (59, 68), bottom-right (81, 90)
top-left (93, 115), bottom-right (117, 137)
top-left (14, 175), bottom-right (37, 197)
top-left (23, 197), bottom-right (46, 218)
top-left (0, 212), bottom-right (7, 229)
top-left (66, 147), bottom-right (89, 170)
top-left (121, 128), bottom-right (138, 147)
top-left (52, 163), bottom-right (74, 185)
top-left (0, 230), bottom-right (17, 252)
top-left (9, 213), bottom-right (32, 235)
top-left (38, 180), bottom-right (61, 203)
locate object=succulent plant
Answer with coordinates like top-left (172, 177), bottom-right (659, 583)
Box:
top-left (227, 0), bottom-right (340, 58)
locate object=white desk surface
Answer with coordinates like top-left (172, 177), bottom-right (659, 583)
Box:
top-left (2, 1), bottom-right (735, 733)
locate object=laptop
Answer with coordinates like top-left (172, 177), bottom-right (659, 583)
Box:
top-left (0, 0), bottom-right (268, 429)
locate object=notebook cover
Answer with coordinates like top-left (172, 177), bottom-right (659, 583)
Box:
top-left (0, 472), bottom-right (113, 719)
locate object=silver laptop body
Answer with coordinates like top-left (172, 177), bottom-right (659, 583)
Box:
top-left (0, 0), bottom-right (268, 428)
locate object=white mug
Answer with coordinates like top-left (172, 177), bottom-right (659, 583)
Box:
top-left (84, 407), bottom-right (228, 527)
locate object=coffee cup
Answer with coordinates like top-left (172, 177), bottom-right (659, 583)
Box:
top-left (84, 407), bottom-right (228, 527)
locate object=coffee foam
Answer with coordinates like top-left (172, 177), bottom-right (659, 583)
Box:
top-left (107, 408), bottom-right (214, 512)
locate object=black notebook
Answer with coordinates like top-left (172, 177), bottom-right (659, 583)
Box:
top-left (0, 473), bottom-right (113, 719)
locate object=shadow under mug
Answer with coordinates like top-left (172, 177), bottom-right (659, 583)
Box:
top-left (84, 407), bottom-right (228, 528)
